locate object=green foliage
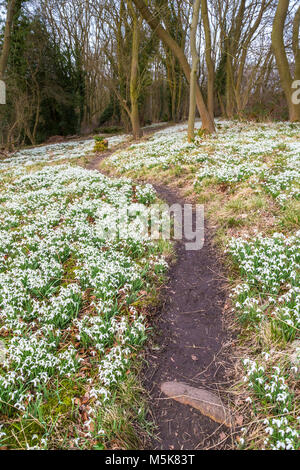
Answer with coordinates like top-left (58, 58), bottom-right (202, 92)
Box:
top-left (0, 7), bottom-right (87, 146)
top-left (215, 52), bottom-right (227, 96)
top-left (93, 136), bottom-right (108, 152)
top-left (98, 100), bottom-right (116, 126)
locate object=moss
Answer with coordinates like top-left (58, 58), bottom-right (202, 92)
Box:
top-left (1, 419), bottom-right (45, 449)
top-left (40, 379), bottom-right (85, 416)
top-left (62, 256), bottom-right (78, 286)
top-left (1, 378), bottom-right (86, 449)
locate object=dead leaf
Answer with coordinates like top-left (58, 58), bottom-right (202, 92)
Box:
top-left (235, 415), bottom-right (244, 426)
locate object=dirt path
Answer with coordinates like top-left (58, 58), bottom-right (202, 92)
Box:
top-left (143, 184), bottom-right (232, 450)
top-left (86, 132), bottom-right (233, 451)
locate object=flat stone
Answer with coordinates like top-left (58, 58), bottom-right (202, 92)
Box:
top-left (161, 381), bottom-right (232, 427)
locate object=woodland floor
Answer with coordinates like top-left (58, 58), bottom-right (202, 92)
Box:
top-left (87, 132), bottom-right (234, 451)
top-left (2, 120), bottom-right (298, 450)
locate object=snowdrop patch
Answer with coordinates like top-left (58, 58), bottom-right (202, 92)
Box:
top-left (242, 356), bottom-right (299, 450)
top-left (0, 152), bottom-right (167, 448)
top-left (228, 232), bottom-right (300, 340)
top-left (106, 121), bottom-right (299, 207)
top-left (0, 133), bottom-right (130, 171)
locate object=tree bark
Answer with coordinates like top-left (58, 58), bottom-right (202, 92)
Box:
top-left (0, 0), bottom-right (16, 80)
top-left (130, 10), bottom-right (142, 138)
top-left (272, 0), bottom-right (300, 121)
top-left (293, 6), bottom-right (300, 82)
top-left (188, 0), bottom-right (201, 141)
top-left (201, 0), bottom-right (214, 120)
top-left (234, 0), bottom-right (267, 116)
top-left (225, 42), bottom-right (234, 118)
top-left (131, 0), bottom-right (215, 133)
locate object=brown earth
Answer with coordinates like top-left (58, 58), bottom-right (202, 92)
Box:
top-left (142, 183), bottom-right (233, 450)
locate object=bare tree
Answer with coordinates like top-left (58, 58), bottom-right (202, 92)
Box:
top-left (272, 0), bottom-right (300, 121)
top-left (131, 0), bottom-right (215, 133)
top-left (188, 0), bottom-right (201, 141)
top-left (213, 0), bottom-right (274, 117)
top-left (201, 0), bottom-right (214, 119)
top-left (0, 0), bottom-right (16, 80)
top-left (128, 0), bottom-right (143, 138)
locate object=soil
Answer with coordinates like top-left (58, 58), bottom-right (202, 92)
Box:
top-left (87, 129), bottom-right (233, 451)
top-left (143, 184), bottom-right (233, 450)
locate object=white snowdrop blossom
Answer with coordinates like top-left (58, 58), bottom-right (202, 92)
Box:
top-left (242, 356), bottom-right (299, 450)
top-left (228, 232), bottom-right (300, 339)
top-left (103, 120), bottom-right (299, 207)
top-left (0, 147), bottom-right (168, 446)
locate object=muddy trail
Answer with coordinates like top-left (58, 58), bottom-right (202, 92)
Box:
top-left (143, 184), bottom-right (233, 450)
top-left (87, 133), bottom-right (233, 451)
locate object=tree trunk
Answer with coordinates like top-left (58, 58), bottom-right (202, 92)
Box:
top-left (272, 0), bottom-right (300, 121)
top-left (201, 0), bottom-right (214, 120)
top-left (130, 12), bottom-right (142, 138)
top-left (225, 41), bottom-right (234, 118)
top-left (132, 0), bottom-right (215, 133)
top-left (293, 6), bottom-right (300, 81)
top-left (188, 0), bottom-right (201, 142)
top-left (217, 90), bottom-right (226, 116)
top-left (0, 0), bottom-right (16, 80)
